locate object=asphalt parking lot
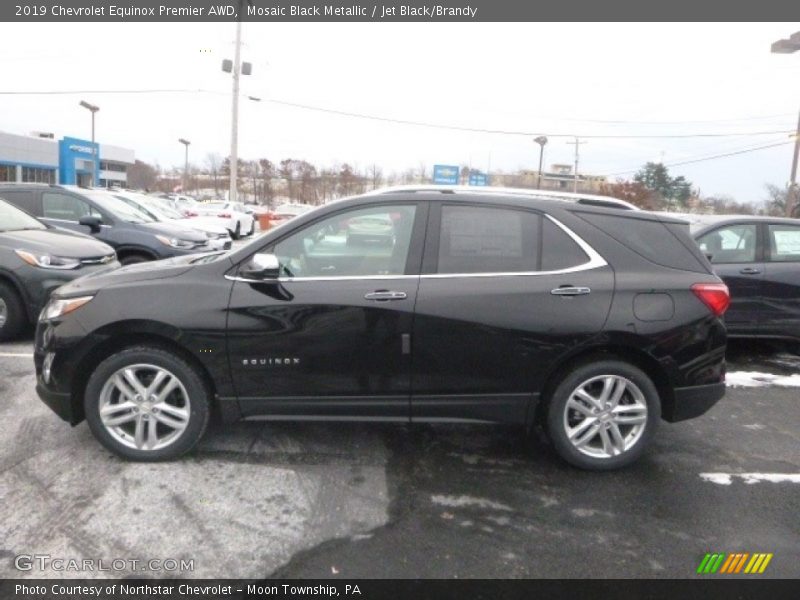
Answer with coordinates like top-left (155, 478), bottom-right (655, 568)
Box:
top-left (0, 335), bottom-right (798, 580)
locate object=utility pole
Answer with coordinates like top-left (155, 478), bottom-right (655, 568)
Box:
top-left (567, 137), bottom-right (587, 193)
top-left (229, 18), bottom-right (242, 203)
top-left (770, 30), bottom-right (800, 217)
top-left (789, 109), bottom-right (800, 217)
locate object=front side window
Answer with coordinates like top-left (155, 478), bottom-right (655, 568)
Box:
top-left (437, 205), bottom-right (540, 274)
top-left (271, 204), bottom-right (417, 278)
top-left (768, 224), bottom-right (800, 262)
top-left (697, 224), bottom-right (757, 264)
top-left (42, 192), bottom-right (99, 221)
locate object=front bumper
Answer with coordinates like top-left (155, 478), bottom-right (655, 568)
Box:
top-left (36, 378), bottom-right (77, 424)
top-left (663, 382), bottom-right (725, 422)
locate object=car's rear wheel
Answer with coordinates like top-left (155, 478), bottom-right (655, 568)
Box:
top-left (119, 253), bottom-right (151, 266)
top-left (248, 220), bottom-right (256, 236)
top-left (546, 360), bottom-right (659, 470)
top-left (0, 282), bottom-right (26, 342)
top-left (84, 346), bottom-right (211, 461)
top-left (231, 222), bottom-right (241, 240)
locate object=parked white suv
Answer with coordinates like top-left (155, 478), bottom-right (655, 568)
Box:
top-left (194, 201), bottom-right (255, 239)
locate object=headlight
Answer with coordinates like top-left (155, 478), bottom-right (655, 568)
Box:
top-left (155, 235), bottom-right (196, 249)
top-left (41, 296), bottom-right (94, 321)
top-left (15, 250), bottom-right (80, 270)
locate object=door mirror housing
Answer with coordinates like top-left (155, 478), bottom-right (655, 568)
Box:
top-left (242, 253), bottom-right (281, 280)
top-left (78, 215), bottom-right (102, 233)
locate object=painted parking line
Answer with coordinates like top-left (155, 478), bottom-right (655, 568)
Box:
top-left (700, 473), bottom-right (800, 485)
top-left (0, 352), bottom-right (34, 358)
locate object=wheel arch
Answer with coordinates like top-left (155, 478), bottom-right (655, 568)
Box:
top-left (531, 341), bottom-right (676, 428)
top-left (114, 245), bottom-right (158, 262)
top-left (70, 323), bottom-right (220, 424)
top-left (0, 269), bottom-right (34, 321)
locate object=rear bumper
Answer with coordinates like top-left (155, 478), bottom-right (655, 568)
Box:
top-left (663, 382), bottom-right (725, 423)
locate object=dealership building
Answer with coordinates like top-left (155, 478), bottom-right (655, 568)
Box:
top-left (0, 130), bottom-right (135, 188)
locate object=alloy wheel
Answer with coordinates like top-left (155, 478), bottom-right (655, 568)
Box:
top-left (98, 363), bottom-right (191, 451)
top-left (563, 375), bottom-right (648, 459)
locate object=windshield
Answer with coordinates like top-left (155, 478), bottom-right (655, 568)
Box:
top-left (82, 191), bottom-right (156, 224)
top-left (0, 198), bottom-right (47, 232)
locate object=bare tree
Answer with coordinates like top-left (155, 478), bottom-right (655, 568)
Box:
top-left (205, 153), bottom-right (222, 198)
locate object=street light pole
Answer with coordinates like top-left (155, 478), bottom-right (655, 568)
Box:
top-left (534, 136), bottom-right (547, 189)
top-left (567, 137), bottom-right (587, 193)
top-left (771, 30), bottom-right (800, 217)
top-left (79, 100), bottom-right (99, 187)
top-left (179, 138), bottom-right (191, 193)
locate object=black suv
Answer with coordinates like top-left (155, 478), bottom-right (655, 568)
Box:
top-left (0, 197), bottom-right (118, 341)
top-left (34, 188), bottom-right (728, 469)
top-left (0, 184), bottom-right (212, 265)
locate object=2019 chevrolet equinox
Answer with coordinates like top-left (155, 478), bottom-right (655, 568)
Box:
top-left (33, 188), bottom-right (729, 469)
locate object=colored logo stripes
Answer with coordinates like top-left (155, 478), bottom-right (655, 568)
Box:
top-left (697, 552), bottom-right (773, 574)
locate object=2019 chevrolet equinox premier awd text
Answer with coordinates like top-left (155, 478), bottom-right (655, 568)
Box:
top-left (33, 188), bottom-right (729, 469)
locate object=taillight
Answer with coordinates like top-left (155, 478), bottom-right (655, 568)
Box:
top-left (218, 212), bottom-right (231, 218)
top-left (184, 211), bottom-right (198, 217)
top-left (691, 283), bottom-right (730, 317)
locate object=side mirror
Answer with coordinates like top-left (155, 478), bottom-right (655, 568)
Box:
top-left (241, 253), bottom-right (281, 280)
top-left (78, 215), bottom-right (102, 233)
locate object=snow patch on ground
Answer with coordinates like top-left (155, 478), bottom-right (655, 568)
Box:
top-left (431, 494), bottom-right (513, 512)
top-left (726, 371), bottom-right (800, 388)
top-left (701, 473), bottom-right (800, 485)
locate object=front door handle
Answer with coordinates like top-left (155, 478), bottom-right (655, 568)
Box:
top-left (739, 267), bottom-right (761, 275)
top-left (364, 290), bottom-right (407, 301)
top-left (551, 286), bottom-right (591, 296)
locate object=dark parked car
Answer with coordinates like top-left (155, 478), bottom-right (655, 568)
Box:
top-left (0, 184), bottom-right (213, 265)
top-left (687, 214), bottom-right (800, 342)
top-left (34, 189), bottom-right (728, 469)
top-left (0, 197), bottom-right (118, 341)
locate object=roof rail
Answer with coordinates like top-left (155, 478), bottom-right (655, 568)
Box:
top-left (367, 185), bottom-right (638, 210)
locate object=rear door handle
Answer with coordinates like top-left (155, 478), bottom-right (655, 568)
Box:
top-left (739, 267), bottom-right (761, 275)
top-left (551, 286), bottom-right (591, 296)
top-left (364, 290), bottom-right (407, 301)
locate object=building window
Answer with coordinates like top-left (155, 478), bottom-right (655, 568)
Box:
top-left (21, 167), bottom-right (56, 184)
top-left (0, 164), bottom-right (15, 182)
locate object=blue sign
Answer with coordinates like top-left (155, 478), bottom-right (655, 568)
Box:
top-left (469, 172), bottom-right (489, 186)
top-left (433, 164), bottom-right (460, 185)
top-left (58, 136), bottom-right (99, 185)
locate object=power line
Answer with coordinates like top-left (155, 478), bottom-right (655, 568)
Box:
top-left (606, 140), bottom-right (795, 177)
top-left (0, 87), bottom-right (795, 140)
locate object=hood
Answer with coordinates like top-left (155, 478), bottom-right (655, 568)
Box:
top-left (0, 228), bottom-right (115, 258)
top-left (137, 221), bottom-right (208, 242)
top-left (54, 253), bottom-right (201, 297)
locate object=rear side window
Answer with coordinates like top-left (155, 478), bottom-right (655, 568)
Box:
top-left (0, 190), bottom-right (38, 215)
top-left (697, 224), bottom-right (757, 264)
top-left (437, 205), bottom-right (540, 274)
top-left (768, 224), bottom-right (800, 262)
top-left (578, 212), bottom-right (707, 272)
top-left (541, 218), bottom-right (589, 270)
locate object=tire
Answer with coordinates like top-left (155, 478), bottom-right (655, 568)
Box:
top-left (119, 254), bottom-right (151, 266)
top-left (545, 359), bottom-right (660, 471)
top-left (232, 222), bottom-right (241, 240)
top-left (84, 345), bottom-right (211, 461)
top-left (0, 281), bottom-right (27, 342)
top-left (248, 220), bottom-right (256, 236)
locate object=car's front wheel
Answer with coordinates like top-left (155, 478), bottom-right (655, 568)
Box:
top-left (546, 360), bottom-right (659, 470)
top-left (0, 281), bottom-right (26, 342)
top-left (84, 346), bottom-right (211, 461)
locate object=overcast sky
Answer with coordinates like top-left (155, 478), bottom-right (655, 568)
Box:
top-left (1, 22), bottom-right (799, 202)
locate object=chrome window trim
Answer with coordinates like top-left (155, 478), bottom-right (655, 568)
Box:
top-left (226, 214), bottom-right (607, 283)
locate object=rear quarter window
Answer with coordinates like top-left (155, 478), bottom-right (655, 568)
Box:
top-left (577, 212), bottom-right (708, 273)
